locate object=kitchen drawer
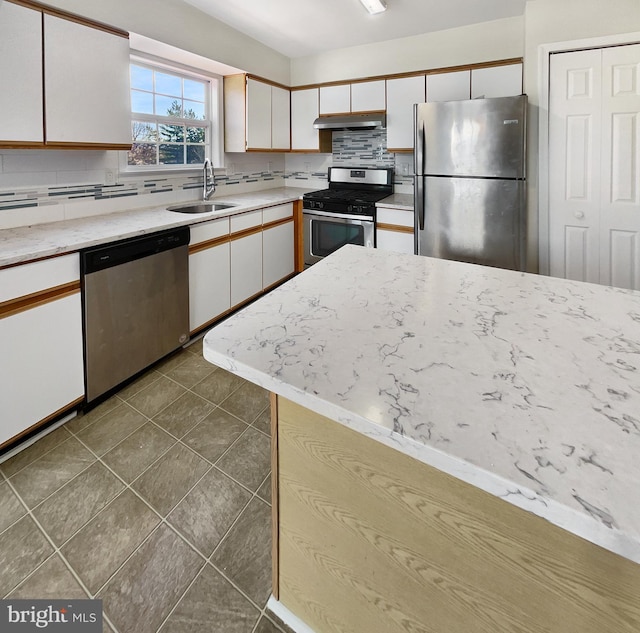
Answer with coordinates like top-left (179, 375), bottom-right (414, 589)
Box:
top-left (0, 253), bottom-right (79, 303)
top-left (190, 217), bottom-right (230, 245)
top-left (377, 207), bottom-right (414, 227)
top-left (263, 203), bottom-right (294, 224)
top-left (231, 210), bottom-right (263, 233)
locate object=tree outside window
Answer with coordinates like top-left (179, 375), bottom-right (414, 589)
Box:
top-left (128, 64), bottom-right (210, 168)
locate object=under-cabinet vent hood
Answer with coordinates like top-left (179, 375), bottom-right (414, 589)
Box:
top-left (313, 113), bottom-right (386, 131)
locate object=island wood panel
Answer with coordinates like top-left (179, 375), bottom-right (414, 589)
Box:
top-left (276, 396), bottom-right (640, 633)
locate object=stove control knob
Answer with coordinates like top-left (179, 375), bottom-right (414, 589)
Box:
top-left (318, 202), bottom-right (324, 209)
top-left (347, 204), bottom-right (353, 213)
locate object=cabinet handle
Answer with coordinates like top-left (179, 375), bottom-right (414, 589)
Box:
top-left (574, 211), bottom-right (585, 219)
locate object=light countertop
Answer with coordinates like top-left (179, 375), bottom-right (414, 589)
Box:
top-left (203, 245), bottom-right (640, 563)
top-left (0, 187), bottom-right (312, 268)
top-left (377, 192), bottom-right (413, 210)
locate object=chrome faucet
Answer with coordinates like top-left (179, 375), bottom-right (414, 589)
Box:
top-left (203, 158), bottom-right (215, 200)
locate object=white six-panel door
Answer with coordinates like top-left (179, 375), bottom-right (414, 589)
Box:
top-left (549, 44), bottom-right (640, 289)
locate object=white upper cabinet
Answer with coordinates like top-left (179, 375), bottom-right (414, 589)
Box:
top-left (271, 85), bottom-right (291, 150)
top-left (226, 76), bottom-right (290, 151)
top-left (0, 2), bottom-right (43, 145)
top-left (320, 84), bottom-right (351, 114)
top-left (471, 64), bottom-right (523, 98)
top-left (246, 77), bottom-right (273, 149)
top-left (427, 70), bottom-right (471, 102)
top-left (44, 14), bottom-right (131, 147)
top-left (386, 75), bottom-right (426, 151)
top-left (291, 88), bottom-right (321, 151)
top-left (351, 80), bottom-right (386, 112)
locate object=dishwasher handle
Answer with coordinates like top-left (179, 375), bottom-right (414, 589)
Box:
top-left (82, 226), bottom-right (190, 274)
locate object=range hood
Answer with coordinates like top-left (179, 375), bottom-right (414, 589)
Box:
top-left (313, 113), bottom-right (386, 131)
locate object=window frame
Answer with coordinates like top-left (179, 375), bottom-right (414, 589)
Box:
top-left (121, 53), bottom-right (223, 174)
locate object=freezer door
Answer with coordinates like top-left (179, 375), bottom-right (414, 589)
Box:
top-left (415, 95), bottom-right (526, 178)
top-left (417, 176), bottom-right (526, 271)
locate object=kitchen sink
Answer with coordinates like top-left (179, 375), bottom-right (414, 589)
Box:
top-left (167, 202), bottom-right (235, 214)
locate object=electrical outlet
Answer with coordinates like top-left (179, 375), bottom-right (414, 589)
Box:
top-left (401, 163), bottom-right (409, 176)
top-left (105, 169), bottom-right (116, 185)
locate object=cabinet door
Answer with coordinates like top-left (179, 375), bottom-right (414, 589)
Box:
top-left (231, 232), bottom-right (263, 307)
top-left (376, 229), bottom-right (414, 254)
top-left (44, 14), bottom-right (131, 146)
top-left (263, 222), bottom-right (295, 288)
top-left (272, 85), bottom-right (291, 150)
top-left (0, 294), bottom-right (84, 447)
top-left (189, 243), bottom-right (231, 332)
top-left (246, 78), bottom-right (272, 150)
top-left (427, 71), bottom-right (470, 102)
top-left (471, 64), bottom-right (523, 98)
top-left (386, 76), bottom-right (425, 151)
top-left (351, 80), bottom-right (386, 112)
top-left (0, 2), bottom-right (43, 145)
top-left (291, 88), bottom-right (320, 151)
top-left (320, 84), bottom-right (351, 114)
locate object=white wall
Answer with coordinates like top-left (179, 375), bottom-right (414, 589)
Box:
top-left (40, 0), bottom-right (290, 84)
top-left (290, 16), bottom-right (524, 85)
top-left (524, 0), bottom-right (640, 272)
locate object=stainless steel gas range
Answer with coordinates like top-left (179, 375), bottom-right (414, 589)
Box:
top-left (302, 166), bottom-right (393, 267)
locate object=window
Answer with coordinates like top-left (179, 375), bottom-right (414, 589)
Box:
top-left (128, 61), bottom-right (213, 169)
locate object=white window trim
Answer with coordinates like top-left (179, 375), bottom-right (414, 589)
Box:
top-left (119, 51), bottom-right (224, 175)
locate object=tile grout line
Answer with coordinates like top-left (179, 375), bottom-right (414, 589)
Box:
top-left (2, 341), bottom-right (275, 630)
top-left (1, 473), bottom-right (121, 633)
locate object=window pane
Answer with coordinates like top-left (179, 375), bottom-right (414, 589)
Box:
top-left (128, 143), bottom-right (157, 166)
top-left (159, 123), bottom-right (184, 143)
top-left (186, 126), bottom-right (206, 144)
top-left (132, 121), bottom-right (157, 142)
top-left (131, 65), bottom-right (153, 91)
top-left (184, 79), bottom-right (205, 102)
top-left (187, 145), bottom-right (205, 164)
top-left (159, 144), bottom-right (184, 165)
top-left (156, 95), bottom-right (182, 117)
top-left (155, 72), bottom-right (182, 97)
top-left (183, 100), bottom-right (205, 120)
top-left (131, 90), bottom-right (154, 114)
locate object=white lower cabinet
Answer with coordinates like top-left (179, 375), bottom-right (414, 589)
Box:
top-left (188, 217), bottom-right (231, 332)
top-left (189, 243), bottom-right (231, 332)
top-left (231, 232), bottom-right (263, 308)
top-left (0, 255), bottom-right (84, 448)
top-left (263, 221), bottom-right (295, 288)
top-left (376, 206), bottom-right (415, 255)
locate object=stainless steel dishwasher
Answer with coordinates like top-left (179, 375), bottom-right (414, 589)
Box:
top-left (82, 227), bottom-right (190, 403)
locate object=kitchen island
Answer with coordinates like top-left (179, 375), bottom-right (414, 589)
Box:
top-left (203, 245), bottom-right (640, 633)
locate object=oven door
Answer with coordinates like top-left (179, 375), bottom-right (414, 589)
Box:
top-left (303, 210), bottom-right (375, 267)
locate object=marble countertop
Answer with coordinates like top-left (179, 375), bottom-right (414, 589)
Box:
top-left (0, 187), bottom-right (312, 268)
top-left (204, 245), bottom-right (640, 563)
top-left (377, 192), bottom-right (413, 210)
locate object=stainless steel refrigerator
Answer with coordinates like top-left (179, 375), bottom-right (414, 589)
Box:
top-left (414, 95), bottom-right (527, 271)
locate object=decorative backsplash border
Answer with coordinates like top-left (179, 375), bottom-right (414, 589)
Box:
top-left (0, 129), bottom-right (412, 218)
top-left (0, 170), bottom-right (285, 213)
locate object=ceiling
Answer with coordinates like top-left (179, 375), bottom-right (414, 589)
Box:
top-left (181, 0), bottom-right (527, 59)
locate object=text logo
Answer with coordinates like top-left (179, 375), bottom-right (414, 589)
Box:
top-left (1, 600), bottom-right (102, 632)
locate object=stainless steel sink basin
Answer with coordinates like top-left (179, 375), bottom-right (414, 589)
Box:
top-left (167, 202), bottom-right (235, 214)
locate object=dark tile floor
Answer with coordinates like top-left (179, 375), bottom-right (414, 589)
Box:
top-left (0, 337), bottom-right (290, 633)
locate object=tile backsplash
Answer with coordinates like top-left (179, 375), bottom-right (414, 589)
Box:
top-left (0, 129), bottom-right (412, 230)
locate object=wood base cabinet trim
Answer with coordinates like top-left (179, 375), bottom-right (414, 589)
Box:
top-left (376, 223), bottom-right (414, 234)
top-left (0, 395), bottom-right (83, 452)
top-left (276, 396), bottom-right (640, 633)
top-left (271, 393), bottom-right (280, 600)
top-left (0, 281), bottom-right (80, 320)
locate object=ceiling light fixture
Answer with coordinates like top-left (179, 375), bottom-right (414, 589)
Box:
top-left (358, 0), bottom-right (387, 15)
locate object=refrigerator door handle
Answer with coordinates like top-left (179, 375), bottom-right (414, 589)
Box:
top-left (414, 177), bottom-right (425, 257)
top-left (413, 104), bottom-right (424, 176)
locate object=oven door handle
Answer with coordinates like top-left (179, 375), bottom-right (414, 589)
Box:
top-left (303, 209), bottom-right (374, 222)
